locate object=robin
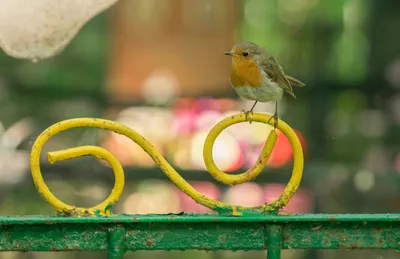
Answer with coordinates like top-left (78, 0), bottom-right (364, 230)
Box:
top-left (224, 42), bottom-right (305, 128)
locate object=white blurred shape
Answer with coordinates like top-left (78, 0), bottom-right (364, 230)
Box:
top-left (141, 69), bottom-right (179, 104)
top-left (0, 151), bottom-right (29, 184)
top-left (116, 106), bottom-right (173, 140)
top-left (194, 110), bottom-right (222, 131)
top-left (0, 0), bottom-right (118, 60)
top-left (122, 181), bottom-right (181, 214)
top-left (191, 130), bottom-right (240, 171)
top-left (353, 169), bottom-right (375, 193)
top-left (0, 117), bottom-right (36, 184)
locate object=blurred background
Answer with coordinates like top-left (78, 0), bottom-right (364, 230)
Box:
top-left (0, 0), bottom-right (399, 258)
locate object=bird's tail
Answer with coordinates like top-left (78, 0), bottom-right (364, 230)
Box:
top-left (285, 75), bottom-right (305, 87)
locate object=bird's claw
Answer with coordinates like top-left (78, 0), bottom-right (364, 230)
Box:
top-left (241, 110), bottom-right (253, 124)
top-left (267, 113), bottom-right (278, 129)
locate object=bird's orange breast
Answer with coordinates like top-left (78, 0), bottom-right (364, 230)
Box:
top-left (230, 58), bottom-right (262, 88)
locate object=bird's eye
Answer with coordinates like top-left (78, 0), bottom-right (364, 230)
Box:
top-left (242, 52), bottom-right (249, 57)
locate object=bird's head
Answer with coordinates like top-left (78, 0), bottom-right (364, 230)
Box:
top-left (224, 42), bottom-right (265, 65)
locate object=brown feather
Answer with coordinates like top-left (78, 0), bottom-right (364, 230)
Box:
top-left (285, 75), bottom-right (305, 87)
top-left (259, 55), bottom-right (297, 99)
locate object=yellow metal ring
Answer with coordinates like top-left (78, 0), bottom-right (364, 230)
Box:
top-left (30, 120), bottom-right (125, 216)
top-left (30, 114), bottom-right (303, 216)
top-left (204, 112), bottom-right (304, 212)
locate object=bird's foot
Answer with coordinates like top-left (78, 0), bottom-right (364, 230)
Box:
top-left (267, 113), bottom-right (278, 129)
top-left (241, 110), bottom-right (253, 124)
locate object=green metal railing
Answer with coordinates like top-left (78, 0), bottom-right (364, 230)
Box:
top-left (1, 114), bottom-right (399, 258)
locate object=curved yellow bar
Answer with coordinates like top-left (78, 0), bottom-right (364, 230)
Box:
top-left (204, 112), bottom-right (304, 212)
top-left (204, 115), bottom-right (278, 186)
top-left (30, 113), bottom-right (304, 216)
top-left (31, 143), bottom-right (124, 216)
top-left (48, 146), bottom-right (124, 215)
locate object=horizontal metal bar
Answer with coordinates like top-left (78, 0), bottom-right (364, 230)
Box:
top-left (0, 214), bottom-right (399, 252)
top-left (0, 214), bottom-right (399, 224)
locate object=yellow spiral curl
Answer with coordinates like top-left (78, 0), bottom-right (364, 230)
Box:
top-left (30, 112), bottom-right (304, 216)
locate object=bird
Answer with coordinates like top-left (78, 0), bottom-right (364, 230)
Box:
top-left (224, 42), bottom-right (305, 128)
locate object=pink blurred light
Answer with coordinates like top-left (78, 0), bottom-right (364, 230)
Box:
top-left (223, 182), bottom-right (264, 207)
top-left (193, 98), bottom-right (220, 113)
top-left (171, 109), bottom-right (198, 135)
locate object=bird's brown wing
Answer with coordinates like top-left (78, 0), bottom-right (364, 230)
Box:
top-left (259, 55), bottom-right (297, 99)
top-left (285, 75), bottom-right (305, 87)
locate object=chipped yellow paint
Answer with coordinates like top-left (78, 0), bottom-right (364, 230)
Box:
top-left (30, 113), bottom-right (304, 216)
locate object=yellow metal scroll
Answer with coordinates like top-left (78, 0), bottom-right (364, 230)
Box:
top-left (30, 113), bottom-right (304, 216)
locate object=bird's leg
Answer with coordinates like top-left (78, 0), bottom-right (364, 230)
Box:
top-left (241, 101), bottom-right (257, 123)
top-left (249, 101), bottom-right (258, 112)
top-left (267, 101), bottom-right (279, 129)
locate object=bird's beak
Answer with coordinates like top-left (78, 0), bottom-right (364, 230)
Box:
top-left (224, 51), bottom-right (235, 56)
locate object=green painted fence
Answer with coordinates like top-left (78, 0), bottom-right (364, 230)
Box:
top-left (1, 115), bottom-right (399, 259)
